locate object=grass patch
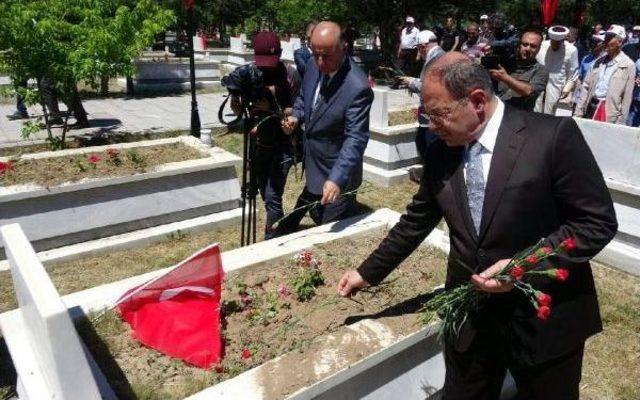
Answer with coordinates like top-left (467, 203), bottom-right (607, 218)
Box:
top-left (581, 263), bottom-right (640, 399)
top-left (1, 142), bottom-right (206, 187)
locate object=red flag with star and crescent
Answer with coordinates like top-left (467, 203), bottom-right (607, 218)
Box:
top-left (116, 243), bottom-right (224, 369)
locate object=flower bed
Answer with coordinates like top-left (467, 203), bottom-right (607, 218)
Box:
top-left (0, 142), bottom-right (205, 188)
top-left (388, 107), bottom-right (418, 127)
top-left (76, 229), bottom-right (447, 399)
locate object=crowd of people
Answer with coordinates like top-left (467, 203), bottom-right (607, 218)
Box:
top-left (395, 14), bottom-right (640, 127)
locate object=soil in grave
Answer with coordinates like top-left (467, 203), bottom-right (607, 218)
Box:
top-left (388, 107), bottom-right (418, 126)
top-left (0, 142), bottom-right (206, 187)
top-left (75, 229), bottom-right (448, 400)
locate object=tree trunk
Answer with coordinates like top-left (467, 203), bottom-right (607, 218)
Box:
top-left (100, 75), bottom-right (109, 96)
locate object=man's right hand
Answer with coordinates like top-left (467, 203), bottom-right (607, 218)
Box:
top-left (282, 115), bottom-right (299, 135)
top-left (398, 76), bottom-right (413, 86)
top-left (337, 270), bottom-right (368, 297)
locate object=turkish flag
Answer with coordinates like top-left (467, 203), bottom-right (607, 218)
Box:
top-left (116, 244), bottom-right (224, 369)
top-left (541, 0), bottom-right (560, 27)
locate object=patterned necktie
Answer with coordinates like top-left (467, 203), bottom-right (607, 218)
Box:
top-left (312, 74), bottom-right (329, 114)
top-left (466, 140), bottom-right (485, 233)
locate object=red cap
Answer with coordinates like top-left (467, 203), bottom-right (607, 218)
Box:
top-left (253, 31), bottom-right (281, 68)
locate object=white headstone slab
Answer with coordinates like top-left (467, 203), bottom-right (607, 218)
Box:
top-left (370, 87), bottom-right (390, 128)
top-left (290, 37), bottom-right (302, 51)
top-left (0, 224), bottom-right (103, 399)
top-left (193, 35), bottom-right (204, 52)
top-left (280, 41), bottom-right (295, 62)
top-left (230, 37), bottom-right (245, 53)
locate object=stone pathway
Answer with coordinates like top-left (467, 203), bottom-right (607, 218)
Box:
top-left (0, 87), bottom-right (418, 146)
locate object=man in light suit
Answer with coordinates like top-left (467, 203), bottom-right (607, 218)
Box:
top-left (399, 29), bottom-right (445, 177)
top-left (281, 21), bottom-right (373, 232)
top-left (338, 53), bottom-right (617, 399)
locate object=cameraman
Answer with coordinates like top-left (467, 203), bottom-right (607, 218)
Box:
top-left (489, 29), bottom-right (549, 111)
top-left (228, 31), bottom-right (301, 239)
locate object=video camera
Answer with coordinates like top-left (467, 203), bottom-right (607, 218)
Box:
top-left (221, 63), bottom-right (272, 105)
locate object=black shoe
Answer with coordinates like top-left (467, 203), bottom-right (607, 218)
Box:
top-left (7, 111), bottom-right (29, 120)
top-left (70, 119), bottom-right (90, 129)
top-left (48, 117), bottom-right (64, 126)
top-left (408, 167), bottom-right (423, 183)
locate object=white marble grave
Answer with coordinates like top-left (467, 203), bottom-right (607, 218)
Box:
top-left (575, 118), bottom-right (640, 276)
top-left (0, 209), bottom-right (450, 399)
top-left (0, 136), bottom-right (242, 258)
top-left (363, 87), bottom-right (421, 186)
top-left (0, 224), bottom-right (115, 400)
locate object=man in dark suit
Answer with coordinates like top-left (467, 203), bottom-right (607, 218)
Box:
top-left (281, 21), bottom-right (373, 231)
top-left (338, 53), bottom-right (617, 399)
top-left (293, 22), bottom-right (315, 79)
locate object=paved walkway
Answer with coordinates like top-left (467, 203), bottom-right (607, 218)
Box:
top-left (0, 87), bottom-right (418, 146)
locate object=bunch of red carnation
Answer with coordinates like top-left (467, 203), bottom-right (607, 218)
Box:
top-left (420, 237), bottom-right (578, 340)
top-left (0, 161), bottom-right (15, 175)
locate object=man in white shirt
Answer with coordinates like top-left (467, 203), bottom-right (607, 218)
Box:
top-left (534, 25), bottom-right (580, 114)
top-left (397, 16), bottom-right (420, 75)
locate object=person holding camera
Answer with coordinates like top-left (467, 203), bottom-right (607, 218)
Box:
top-left (489, 29), bottom-right (549, 111)
top-left (281, 21), bottom-right (373, 232)
top-left (227, 31), bottom-right (301, 240)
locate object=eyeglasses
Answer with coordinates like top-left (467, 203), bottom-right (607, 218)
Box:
top-left (421, 98), bottom-right (468, 124)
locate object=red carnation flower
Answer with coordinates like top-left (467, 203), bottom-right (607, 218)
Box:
top-left (278, 283), bottom-right (290, 298)
top-left (241, 348), bottom-right (252, 360)
top-left (554, 268), bottom-right (569, 282)
top-left (560, 237), bottom-right (577, 251)
top-left (537, 246), bottom-right (553, 256)
top-left (537, 292), bottom-right (552, 307)
top-left (537, 305), bottom-right (551, 321)
top-left (106, 148), bottom-right (120, 157)
top-left (526, 255), bottom-right (539, 264)
top-left (240, 293), bottom-right (252, 306)
top-left (87, 154), bottom-right (101, 164)
top-left (0, 161), bottom-right (14, 174)
top-left (509, 265), bottom-right (525, 280)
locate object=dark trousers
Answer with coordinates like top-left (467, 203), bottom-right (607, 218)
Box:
top-left (255, 149), bottom-right (293, 240)
top-left (398, 48), bottom-right (418, 75)
top-left (15, 80), bottom-right (28, 115)
top-left (39, 79), bottom-right (88, 123)
top-left (443, 323), bottom-right (584, 400)
top-left (277, 186), bottom-right (356, 235)
top-left (40, 77), bottom-right (62, 118)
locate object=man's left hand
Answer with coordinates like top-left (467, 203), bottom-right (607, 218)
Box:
top-left (321, 180), bottom-right (341, 205)
top-left (470, 259), bottom-right (514, 293)
top-left (488, 65), bottom-right (508, 82)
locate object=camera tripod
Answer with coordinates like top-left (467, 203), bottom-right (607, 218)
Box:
top-left (239, 101), bottom-right (259, 246)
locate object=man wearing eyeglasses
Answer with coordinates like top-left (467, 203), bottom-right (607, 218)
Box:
top-left (338, 52), bottom-right (617, 399)
top-left (490, 28), bottom-right (549, 111)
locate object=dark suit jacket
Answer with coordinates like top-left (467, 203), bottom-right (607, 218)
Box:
top-left (294, 45), bottom-right (312, 79)
top-left (357, 106), bottom-right (617, 365)
top-left (292, 57), bottom-right (373, 194)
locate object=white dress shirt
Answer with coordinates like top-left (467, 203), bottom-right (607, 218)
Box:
top-left (400, 26), bottom-right (420, 50)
